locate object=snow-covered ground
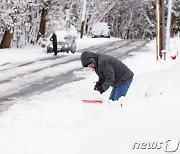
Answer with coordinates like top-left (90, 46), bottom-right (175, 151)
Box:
top-left (0, 36), bottom-right (180, 154)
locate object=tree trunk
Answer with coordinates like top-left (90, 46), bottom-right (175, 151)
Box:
top-left (37, 7), bottom-right (48, 42)
top-left (0, 30), bottom-right (13, 49)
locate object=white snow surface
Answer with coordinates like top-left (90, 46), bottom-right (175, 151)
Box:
top-left (0, 37), bottom-right (180, 154)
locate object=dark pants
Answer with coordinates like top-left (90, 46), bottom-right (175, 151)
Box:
top-left (53, 45), bottom-right (57, 55)
top-left (109, 78), bottom-right (133, 101)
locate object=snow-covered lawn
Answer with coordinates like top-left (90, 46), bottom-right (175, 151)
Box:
top-left (0, 37), bottom-right (179, 154)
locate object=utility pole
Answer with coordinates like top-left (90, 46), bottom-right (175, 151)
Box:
top-left (156, 0), bottom-right (163, 60)
top-left (165, 0), bottom-right (173, 53)
top-left (161, 0), bottom-right (166, 50)
top-left (161, 0), bottom-right (166, 60)
top-left (80, 0), bottom-right (87, 38)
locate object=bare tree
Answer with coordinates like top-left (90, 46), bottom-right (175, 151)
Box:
top-left (37, 0), bottom-right (51, 42)
top-left (0, 0), bottom-right (179, 48)
top-left (0, 30), bottom-right (13, 48)
top-left (0, 0), bottom-right (16, 48)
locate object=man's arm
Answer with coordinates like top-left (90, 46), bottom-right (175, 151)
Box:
top-left (101, 61), bottom-right (115, 91)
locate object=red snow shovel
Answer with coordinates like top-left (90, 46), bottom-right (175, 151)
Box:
top-left (82, 99), bottom-right (103, 104)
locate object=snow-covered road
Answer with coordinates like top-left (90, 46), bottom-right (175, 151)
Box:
top-left (0, 40), bottom-right (150, 111)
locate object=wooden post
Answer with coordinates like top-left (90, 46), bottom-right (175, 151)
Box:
top-left (156, 0), bottom-right (163, 60)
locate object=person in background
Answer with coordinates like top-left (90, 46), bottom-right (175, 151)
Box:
top-left (50, 32), bottom-right (57, 55)
top-left (81, 51), bottom-right (134, 101)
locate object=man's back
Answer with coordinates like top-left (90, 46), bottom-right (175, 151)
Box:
top-left (95, 53), bottom-right (134, 88)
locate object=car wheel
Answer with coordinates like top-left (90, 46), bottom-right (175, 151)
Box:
top-left (71, 50), bottom-right (76, 54)
top-left (47, 50), bottom-right (52, 53)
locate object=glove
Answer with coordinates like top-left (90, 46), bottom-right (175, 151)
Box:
top-left (94, 82), bottom-right (101, 90)
top-left (94, 85), bottom-right (104, 94)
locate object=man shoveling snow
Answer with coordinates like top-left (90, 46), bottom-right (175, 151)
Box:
top-left (81, 51), bottom-right (134, 101)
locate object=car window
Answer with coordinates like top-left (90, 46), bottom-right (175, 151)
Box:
top-left (64, 36), bottom-right (69, 40)
top-left (64, 35), bottom-right (75, 41)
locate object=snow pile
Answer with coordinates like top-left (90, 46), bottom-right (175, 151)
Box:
top-left (0, 47), bottom-right (49, 65)
top-left (0, 37), bottom-right (180, 154)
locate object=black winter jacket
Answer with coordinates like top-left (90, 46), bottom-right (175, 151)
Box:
top-left (50, 33), bottom-right (57, 46)
top-left (81, 51), bottom-right (134, 91)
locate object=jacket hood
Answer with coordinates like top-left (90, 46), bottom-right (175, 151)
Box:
top-left (81, 51), bottom-right (97, 67)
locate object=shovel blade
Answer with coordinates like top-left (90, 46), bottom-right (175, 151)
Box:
top-left (82, 99), bottom-right (103, 104)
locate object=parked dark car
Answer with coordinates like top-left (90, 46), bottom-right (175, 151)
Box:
top-left (47, 33), bottom-right (76, 54)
